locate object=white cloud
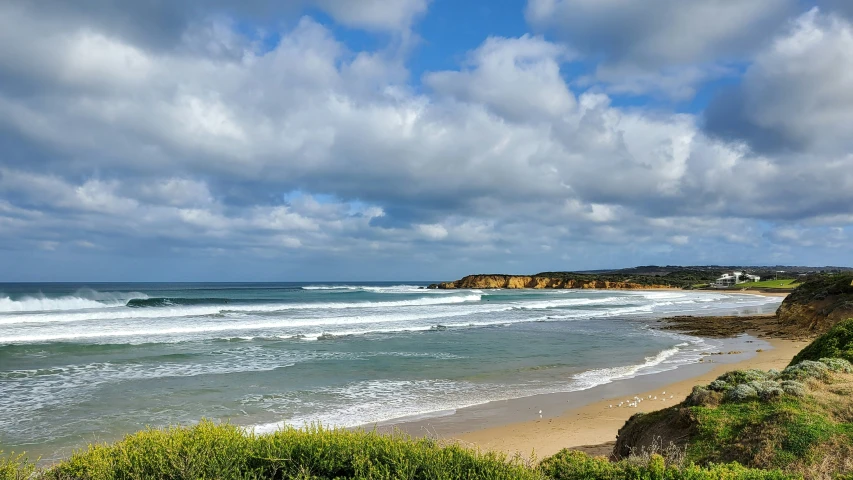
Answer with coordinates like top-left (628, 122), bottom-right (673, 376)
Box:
top-left (416, 223), bottom-right (449, 240)
top-left (706, 8), bottom-right (853, 154)
top-left (0, 3), bottom-right (851, 275)
top-left (526, 0), bottom-right (795, 97)
top-left (424, 35), bottom-right (576, 120)
top-left (313, 0), bottom-right (429, 32)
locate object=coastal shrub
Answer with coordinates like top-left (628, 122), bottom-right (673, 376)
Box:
top-left (538, 449), bottom-right (796, 480)
top-left (708, 380), bottom-right (730, 392)
top-left (779, 361), bottom-right (830, 382)
top-left (818, 357), bottom-right (853, 373)
top-left (44, 421), bottom-right (545, 480)
top-left (706, 359), bottom-right (851, 404)
top-left (8, 422), bottom-right (801, 480)
top-left (779, 381), bottom-right (807, 397)
top-left (748, 381), bottom-right (785, 401)
top-left (0, 453), bottom-right (35, 480)
top-left (725, 384), bottom-right (758, 401)
top-left (686, 386), bottom-right (721, 407)
top-left (789, 318), bottom-right (853, 366)
top-left (711, 370), bottom-right (772, 392)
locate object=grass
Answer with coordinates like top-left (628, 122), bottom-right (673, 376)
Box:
top-left (617, 355), bottom-right (853, 479)
top-left (729, 279), bottom-right (800, 289)
top-left (0, 422), bottom-right (793, 480)
top-left (790, 318), bottom-right (853, 365)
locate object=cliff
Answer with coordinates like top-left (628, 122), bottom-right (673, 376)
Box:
top-left (776, 273), bottom-right (853, 334)
top-left (427, 274), bottom-right (676, 290)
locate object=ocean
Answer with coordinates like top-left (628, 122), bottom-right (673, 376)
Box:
top-left (0, 282), bottom-right (781, 461)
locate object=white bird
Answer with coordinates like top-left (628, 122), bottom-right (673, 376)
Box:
top-left (609, 405), bottom-right (613, 408)
top-left (662, 391), bottom-right (666, 395)
top-left (670, 395), bottom-right (674, 398)
top-left (653, 396), bottom-right (657, 400)
top-left (538, 410), bottom-right (542, 414)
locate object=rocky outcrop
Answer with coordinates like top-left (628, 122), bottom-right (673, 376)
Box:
top-left (776, 274), bottom-right (853, 334)
top-left (427, 275), bottom-right (675, 290)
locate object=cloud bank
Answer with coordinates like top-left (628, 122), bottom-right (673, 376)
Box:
top-left (0, 0), bottom-right (850, 280)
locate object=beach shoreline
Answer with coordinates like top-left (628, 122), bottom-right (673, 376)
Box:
top-left (377, 290), bottom-right (799, 460)
top-left (450, 336), bottom-right (806, 459)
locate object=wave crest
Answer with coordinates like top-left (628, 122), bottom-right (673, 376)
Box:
top-left (0, 290), bottom-right (148, 313)
top-left (127, 297), bottom-right (231, 308)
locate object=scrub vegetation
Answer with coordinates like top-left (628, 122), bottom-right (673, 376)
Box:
top-left (616, 322), bottom-right (853, 480)
top-left (2, 423), bottom-right (791, 480)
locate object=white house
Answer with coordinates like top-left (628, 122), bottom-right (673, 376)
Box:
top-left (713, 271), bottom-right (761, 287)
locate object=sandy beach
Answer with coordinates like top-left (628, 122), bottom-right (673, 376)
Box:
top-left (441, 291), bottom-right (802, 459)
top-left (452, 336), bottom-right (806, 459)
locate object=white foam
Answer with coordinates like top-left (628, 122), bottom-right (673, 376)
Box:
top-left (248, 344), bottom-right (691, 432)
top-left (512, 296), bottom-right (626, 310)
top-left (0, 294), bottom-right (484, 326)
top-left (301, 286), bottom-right (363, 290)
top-left (571, 346), bottom-right (682, 390)
top-left (0, 291), bottom-right (149, 313)
top-left (0, 296), bottom-right (118, 313)
top-left (301, 285), bottom-right (434, 294)
top-left (0, 303), bottom-right (518, 344)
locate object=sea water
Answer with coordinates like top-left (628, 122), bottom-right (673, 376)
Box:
top-left (0, 282), bottom-right (781, 461)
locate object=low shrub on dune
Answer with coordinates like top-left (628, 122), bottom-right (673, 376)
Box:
top-left (2, 422), bottom-right (792, 480)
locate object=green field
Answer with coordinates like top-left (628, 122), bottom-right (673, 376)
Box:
top-left (733, 279), bottom-right (800, 289)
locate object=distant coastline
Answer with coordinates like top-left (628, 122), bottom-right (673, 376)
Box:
top-left (427, 274), bottom-right (676, 290)
top-left (428, 265), bottom-right (853, 291)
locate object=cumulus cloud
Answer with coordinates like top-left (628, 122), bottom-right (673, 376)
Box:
top-left (526, 0), bottom-right (795, 97)
top-left (424, 35), bottom-right (576, 120)
top-left (705, 8), bottom-right (853, 154)
top-left (0, 0), bottom-right (427, 54)
top-left (313, 0), bottom-right (430, 32)
top-left (0, 1), bottom-right (851, 279)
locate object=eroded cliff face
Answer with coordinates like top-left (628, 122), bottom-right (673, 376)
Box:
top-left (428, 275), bottom-right (674, 290)
top-left (776, 274), bottom-right (853, 334)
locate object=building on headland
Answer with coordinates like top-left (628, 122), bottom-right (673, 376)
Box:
top-left (712, 271), bottom-right (761, 288)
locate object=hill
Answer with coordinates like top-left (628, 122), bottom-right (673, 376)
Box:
top-left (777, 273), bottom-right (853, 333)
top-left (614, 319), bottom-right (853, 479)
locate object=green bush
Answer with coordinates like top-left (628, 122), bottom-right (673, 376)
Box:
top-left (538, 449), bottom-right (796, 480)
top-left (819, 357), bottom-right (853, 373)
top-left (709, 370), bottom-right (773, 393)
top-left (790, 319), bottom-right (853, 366)
top-left (3, 423), bottom-right (802, 480)
top-left (43, 422), bottom-right (543, 480)
top-left (726, 384), bottom-right (759, 401)
top-left (779, 361), bottom-right (831, 382)
top-left (0, 453), bottom-right (35, 480)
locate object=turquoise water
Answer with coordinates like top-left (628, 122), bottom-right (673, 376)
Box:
top-left (0, 283), bottom-right (781, 461)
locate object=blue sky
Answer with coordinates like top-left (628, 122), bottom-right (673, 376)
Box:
top-left (0, 0), bottom-right (852, 281)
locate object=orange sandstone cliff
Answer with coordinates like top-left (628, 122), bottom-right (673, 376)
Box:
top-left (427, 275), bottom-right (675, 290)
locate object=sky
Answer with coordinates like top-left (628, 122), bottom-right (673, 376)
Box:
top-left (1, 0), bottom-right (852, 281)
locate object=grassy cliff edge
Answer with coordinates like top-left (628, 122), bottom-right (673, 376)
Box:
top-left (615, 319), bottom-right (853, 480)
